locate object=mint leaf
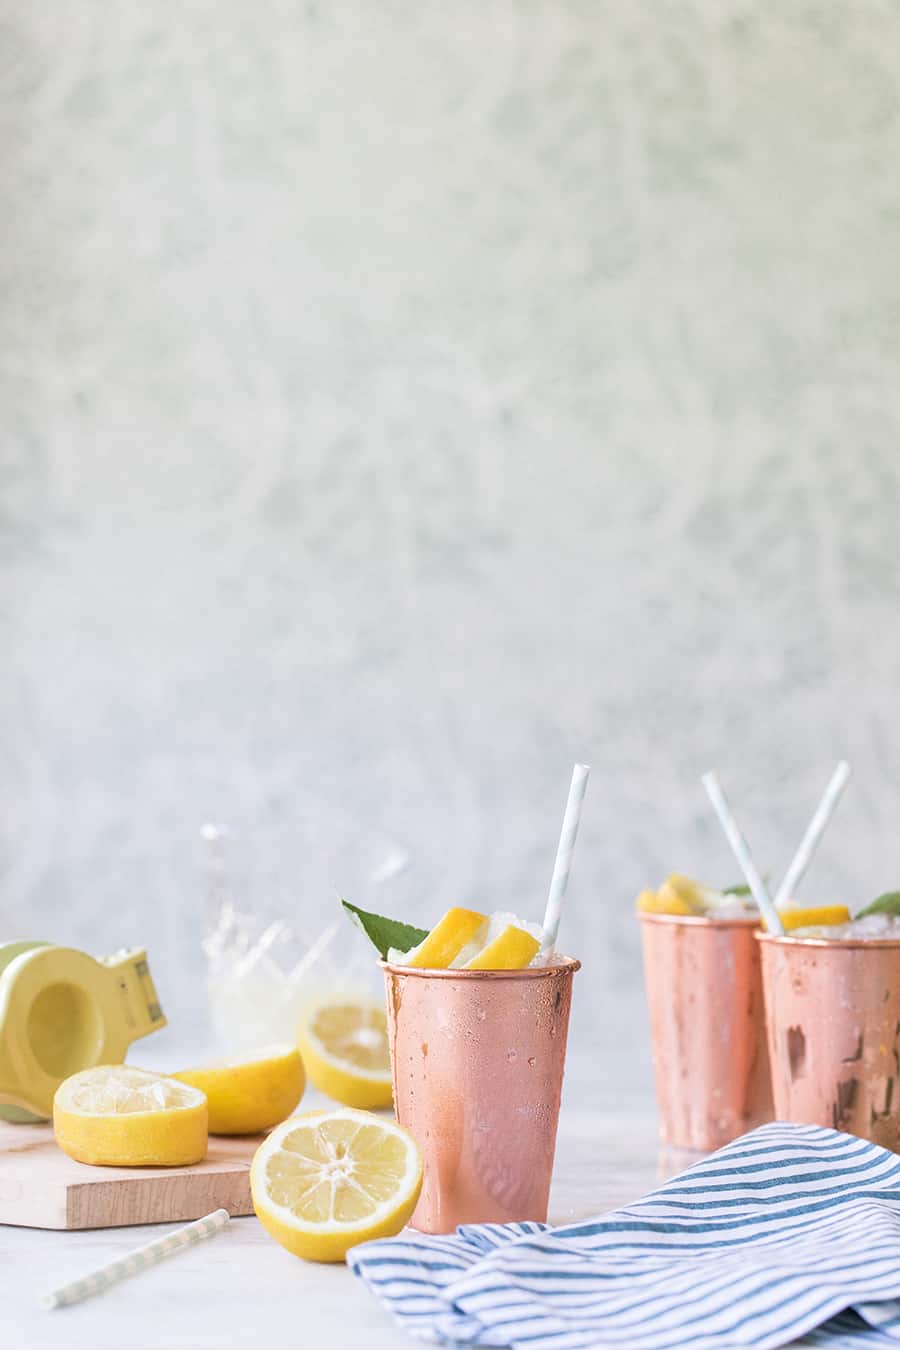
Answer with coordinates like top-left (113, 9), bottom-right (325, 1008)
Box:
top-left (724, 876), bottom-right (769, 897)
top-left (855, 891), bottom-right (900, 920)
top-left (340, 899), bottom-right (429, 960)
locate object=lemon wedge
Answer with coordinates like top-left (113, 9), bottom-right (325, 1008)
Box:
top-left (53, 1066), bottom-right (207, 1167)
top-left (393, 907), bottom-right (487, 968)
top-left (173, 1046), bottom-right (305, 1135)
top-left (250, 1107), bottom-right (422, 1262)
top-left (297, 1000), bottom-right (392, 1109)
top-left (636, 887), bottom-right (693, 916)
top-left (637, 876), bottom-right (720, 916)
top-left (464, 924), bottom-right (540, 969)
top-left (771, 904), bottom-right (851, 932)
top-left (660, 875), bottom-right (719, 913)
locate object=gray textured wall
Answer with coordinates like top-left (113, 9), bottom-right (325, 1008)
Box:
top-left (3, 3), bottom-right (900, 1045)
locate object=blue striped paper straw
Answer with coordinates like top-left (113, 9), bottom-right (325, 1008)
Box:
top-left (772, 760), bottom-right (851, 911)
top-left (541, 763), bottom-right (591, 952)
top-left (702, 771), bottom-right (785, 936)
top-left (41, 1209), bottom-right (230, 1310)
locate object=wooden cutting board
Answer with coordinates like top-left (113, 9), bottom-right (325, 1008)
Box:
top-left (0, 1120), bottom-right (259, 1229)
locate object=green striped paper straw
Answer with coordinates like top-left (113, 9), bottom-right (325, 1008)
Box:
top-left (702, 771), bottom-right (785, 936)
top-left (41, 1209), bottom-right (230, 1310)
top-left (541, 762), bottom-right (591, 952)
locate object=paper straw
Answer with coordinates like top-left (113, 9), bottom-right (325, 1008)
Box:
top-left (701, 772), bottom-right (785, 937)
top-left (41, 1209), bottom-right (230, 1310)
top-left (772, 760), bottom-right (851, 911)
top-left (541, 763), bottom-right (591, 951)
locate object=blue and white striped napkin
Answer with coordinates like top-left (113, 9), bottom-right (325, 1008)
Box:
top-left (348, 1123), bottom-right (900, 1349)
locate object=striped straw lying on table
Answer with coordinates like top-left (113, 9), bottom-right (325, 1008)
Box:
top-left (348, 1123), bottom-right (900, 1349)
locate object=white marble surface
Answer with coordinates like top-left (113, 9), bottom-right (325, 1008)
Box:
top-left (1, 1050), bottom-right (667, 1348)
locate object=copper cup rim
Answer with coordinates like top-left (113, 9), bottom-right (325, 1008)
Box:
top-left (379, 955), bottom-right (580, 980)
top-left (756, 930), bottom-right (900, 950)
top-left (637, 912), bottom-right (760, 930)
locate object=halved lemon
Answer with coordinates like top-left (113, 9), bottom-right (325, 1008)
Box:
top-left (173, 1046), bottom-right (305, 1135)
top-left (251, 1108), bottom-right (422, 1262)
top-left (297, 1000), bottom-right (393, 1109)
top-left (53, 1066), bottom-right (207, 1167)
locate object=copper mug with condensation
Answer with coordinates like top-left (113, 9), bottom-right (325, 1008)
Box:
top-left (758, 932), bottom-right (900, 1147)
top-left (639, 913), bottom-right (773, 1151)
top-left (382, 957), bottom-right (579, 1234)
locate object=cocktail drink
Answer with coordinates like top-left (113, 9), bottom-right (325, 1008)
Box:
top-left (344, 902), bottom-right (579, 1233)
top-left (339, 763), bottom-right (588, 1232)
top-left (636, 875), bottom-right (853, 1150)
top-left (638, 877), bottom-right (773, 1150)
top-left (758, 906), bottom-right (900, 1147)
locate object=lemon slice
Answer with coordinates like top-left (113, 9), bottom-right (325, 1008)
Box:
top-left (53, 1066), bottom-right (207, 1167)
top-left (173, 1046), bottom-right (305, 1135)
top-left (251, 1107), bottom-right (422, 1262)
top-left (297, 1000), bottom-right (392, 1109)
top-left (464, 924), bottom-right (540, 969)
top-left (392, 907), bottom-right (487, 968)
top-left (771, 904), bottom-right (851, 932)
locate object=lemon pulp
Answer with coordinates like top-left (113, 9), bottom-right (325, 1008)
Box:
top-left (250, 1108), bottom-right (422, 1262)
top-left (298, 1000), bottom-right (393, 1109)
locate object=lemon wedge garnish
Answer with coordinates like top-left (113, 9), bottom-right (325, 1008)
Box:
top-left (297, 1000), bottom-right (392, 1109)
top-left (393, 907), bottom-right (487, 968)
top-left (53, 1066), bottom-right (207, 1167)
top-left (173, 1046), bottom-right (305, 1135)
top-left (637, 875), bottom-right (721, 915)
top-left (250, 1108), bottom-right (422, 1262)
top-left (770, 904), bottom-right (851, 932)
top-left (464, 924), bottom-right (540, 969)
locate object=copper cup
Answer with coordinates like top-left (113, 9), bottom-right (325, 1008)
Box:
top-left (382, 957), bottom-right (579, 1234)
top-left (639, 913), bottom-right (772, 1151)
top-left (758, 932), bottom-right (900, 1146)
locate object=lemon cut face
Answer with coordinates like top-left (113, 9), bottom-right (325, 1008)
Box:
top-left (298, 1001), bottom-right (393, 1110)
top-left (53, 1066), bottom-right (208, 1167)
top-left (250, 1108), bottom-right (422, 1262)
top-left (174, 1046), bottom-right (305, 1135)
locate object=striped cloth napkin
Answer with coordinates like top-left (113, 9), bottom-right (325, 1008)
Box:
top-left (348, 1122), bottom-right (900, 1349)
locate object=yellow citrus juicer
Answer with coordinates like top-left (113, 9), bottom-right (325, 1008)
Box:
top-left (0, 941), bottom-right (166, 1122)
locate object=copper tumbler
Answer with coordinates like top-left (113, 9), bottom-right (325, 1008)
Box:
top-left (382, 957), bottom-right (579, 1234)
top-left (639, 913), bottom-right (772, 1151)
top-left (758, 932), bottom-right (900, 1147)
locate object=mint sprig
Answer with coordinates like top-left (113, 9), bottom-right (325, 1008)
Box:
top-left (854, 891), bottom-right (900, 920)
top-left (340, 899), bottom-right (429, 959)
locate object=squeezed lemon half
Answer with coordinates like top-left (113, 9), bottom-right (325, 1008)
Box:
top-left (53, 1066), bottom-right (208, 1167)
top-left (173, 1046), bottom-right (305, 1135)
top-left (250, 1107), bottom-right (422, 1262)
top-left (297, 1000), bottom-right (393, 1109)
